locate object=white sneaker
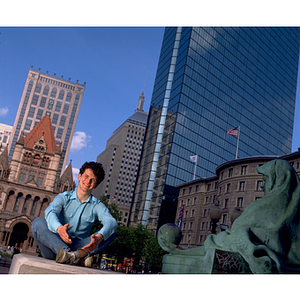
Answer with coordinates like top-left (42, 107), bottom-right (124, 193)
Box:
top-left (55, 248), bottom-right (80, 265)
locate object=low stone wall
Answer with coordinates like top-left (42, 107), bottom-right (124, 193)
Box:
top-left (9, 254), bottom-right (124, 274)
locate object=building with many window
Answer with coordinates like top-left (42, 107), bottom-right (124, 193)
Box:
top-left (175, 150), bottom-right (300, 248)
top-left (0, 123), bottom-right (12, 155)
top-left (8, 66), bottom-right (85, 178)
top-left (93, 93), bottom-right (147, 225)
top-left (0, 114), bottom-right (74, 254)
top-left (129, 27), bottom-right (300, 235)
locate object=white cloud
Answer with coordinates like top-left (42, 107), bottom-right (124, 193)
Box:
top-left (70, 131), bottom-right (91, 151)
top-left (0, 107), bottom-right (9, 117)
top-left (72, 167), bottom-right (79, 185)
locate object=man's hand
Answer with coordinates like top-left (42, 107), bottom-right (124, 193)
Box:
top-left (82, 234), bottom-right (103, 252)
top-left (57, 223), bottom-right (72, 244)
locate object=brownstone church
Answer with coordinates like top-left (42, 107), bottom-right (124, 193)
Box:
top-left (0, 114), bottom-right (75, 255)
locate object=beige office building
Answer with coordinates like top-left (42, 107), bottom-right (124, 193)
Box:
top-left (93, 93), bottom-right (148, 225)
top-left (8, 66), bottom-right (85, 177)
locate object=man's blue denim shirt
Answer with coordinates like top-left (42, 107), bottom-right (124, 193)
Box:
top-left (44, 189), bottom-right (118, 240)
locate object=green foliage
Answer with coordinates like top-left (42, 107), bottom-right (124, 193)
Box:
top-left (89, 195), bottom-right (166, 272)
top-left (143, 235), bottom-right (167, 271)
top-left (90, 195), bottom-right (123, 235)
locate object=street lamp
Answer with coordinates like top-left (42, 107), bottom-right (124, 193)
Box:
top-left (230, 207), bottom-right (242, 225)
top-left (210, 202), bottom-right (222, 234)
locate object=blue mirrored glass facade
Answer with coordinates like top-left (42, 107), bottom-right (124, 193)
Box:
top-left (129, 27), bottom-right (300, 234)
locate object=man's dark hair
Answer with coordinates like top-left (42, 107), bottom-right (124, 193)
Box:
top-left (79, 161), bottom-right (105, 185)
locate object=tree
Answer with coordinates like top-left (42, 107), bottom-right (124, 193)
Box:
top-left (89, 195), bottom-right (166, 272)
top-left (89, 195), bottom-right (123, 235)
top-left (143, 235), bottom-right (167, 272)
top-left (104, 224), bottom-right (135, 262)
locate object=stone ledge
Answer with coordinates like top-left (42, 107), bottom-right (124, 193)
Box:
top-left (9, 254), bottom-right (123, 274)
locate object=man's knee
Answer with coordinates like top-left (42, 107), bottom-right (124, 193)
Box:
top-left (31, 217), bottom-right (46, 232)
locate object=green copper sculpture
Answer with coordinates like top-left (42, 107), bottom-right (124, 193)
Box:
top-left (158, 159), bottom-right (300, 273)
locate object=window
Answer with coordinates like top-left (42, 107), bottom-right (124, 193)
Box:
top-left (55, 101), bottom-right (62, 112)
top-left (203, 209), bottom-right (207, 217)
top-left (207, 184), bottom-right (211, 191)
top-left (35, 83), bottom-right (42, 93)
top-left (222, 214), bottom-right (227, 224)
top-left (200, 235), bottom-right (204, 243)
top-left (36, 109), bottom-right (43, 120)
top-left (59, 115), bottom-right (66, 127)
top-left (237, 197), bottom-right (243, 207)
top-left (50, 87), bottom-right (57, 98)
top-left (25, 119), bottom-right (32, 131)
top-left (226, 183), bottom-right (231, 193)
top-left (37, 173), bottom-right (45, 186)
top-left (52, 113), bottom-right (59, 125)
top-left (28, 170), bottom-right (37, 181)
top-left (28, 107), bottom-right (35, 118)
top-left (201, 222), bottom-right (205, 230)
top-left (22, 195), bottom-right (31, 214)
top-left (257, 181), bottom-right (263, 191)
top-left (66, 92), bottom-right (72, 102)
top-left (224, 198), bottom-right (229, 208)
top-left (31, 196), bottom-right (40, 216)
top-left (239, 181), bottom-right (245, 191)
top-left (241, 166), bottom-right (247, 175)
top-left (63, 103), bottom-right (69, 114)
top-left (58, 90), bottom-right (65, 100)
top-left (14, 193), bottom-right (23, 212)
top-left (39, 97), bottom-right (46, 108)
top-left (191, 210), bottom-right (195, 217)
top-left (19, 168), bottom-right (27, 182)
top-left (43, 85), bottom-right (50, 96)
top-left (228, 168), bottom-right (233, 177)
top-left (31, 94), bottom-right (39, 106)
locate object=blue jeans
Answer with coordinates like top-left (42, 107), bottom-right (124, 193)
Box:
top-left (31, 217), bottom-right (116, 260)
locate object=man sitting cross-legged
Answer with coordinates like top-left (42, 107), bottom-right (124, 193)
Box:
top-left (31, 161), bottom-right (118, 267)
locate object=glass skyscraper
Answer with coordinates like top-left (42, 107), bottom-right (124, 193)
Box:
top-left (129, 27), bottom-right (300, 234)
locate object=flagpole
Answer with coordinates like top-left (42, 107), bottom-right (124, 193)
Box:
top-left (235, 126), bottom-right (240, 159)
top-left (193, 154), bottom-right (198, 180)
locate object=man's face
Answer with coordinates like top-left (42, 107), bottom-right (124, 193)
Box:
top-left (78, 168), bottom-right (98, 192)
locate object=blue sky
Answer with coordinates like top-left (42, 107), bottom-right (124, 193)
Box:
top-left (0, 27), bottom-right (165, 181)
top-left (1, 3), bottom-right (300, 185)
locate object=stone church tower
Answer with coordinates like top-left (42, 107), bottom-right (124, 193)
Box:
top-left (0, 114), bottom-right (75, 255)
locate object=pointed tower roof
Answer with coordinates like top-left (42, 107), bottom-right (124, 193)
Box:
top-left (60, 160), bottom-right (74, 183)
top-left (24, 114), bottom-right (59, 153)
top-left (16, 131), bottom-right (25, 146)
top-left (54, 160), bottom-right (76, 192)
top-left (135, 92), bottom-right (145, 112)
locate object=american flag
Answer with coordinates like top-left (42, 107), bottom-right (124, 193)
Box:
top-left (227, 126), bottom-right (238, 136)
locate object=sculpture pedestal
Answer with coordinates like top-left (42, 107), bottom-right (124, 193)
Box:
top-left (162, 249), bottom-right (252, 274)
